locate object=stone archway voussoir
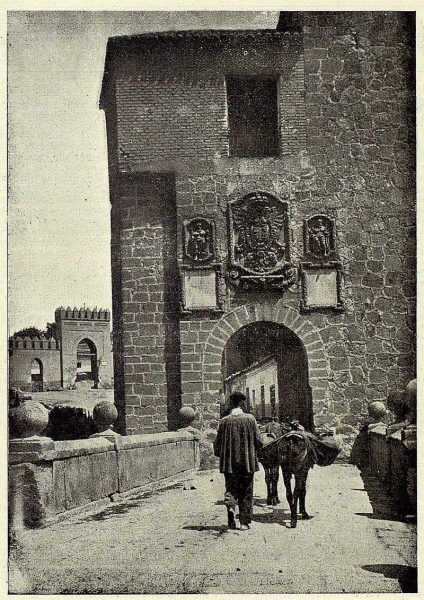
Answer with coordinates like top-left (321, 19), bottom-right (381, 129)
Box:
top-left (233, 305), bottom-right (251, 328)
top-left (224, 312), bottom-right (242, 337)
top-left (217, 320), bottom-right (234, 339)
top-left (209, 332), bottom-right (227, 347)
top-left (309, 368), bottom-right (329, 379)
top-left (301, 331), bottom-right (321, 347)
top-left (253, 304), bottom-right (274, 323)
top-left (293, 321), bottom-right (315, 341)
top-left (279, 306), bottom-right (299, 328)
top-left (232, 310), bottom-right (245, 331)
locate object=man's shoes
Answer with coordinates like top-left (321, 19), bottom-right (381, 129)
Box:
top-left (227, 509), bottom-right (237, 530)
top-left (239, 524), bottom-right (250, 531)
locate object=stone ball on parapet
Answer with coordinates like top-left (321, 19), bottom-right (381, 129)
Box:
top-left (10, 400), bottom-right (49, 438)
top-left (93, 401), bottom-right (118, 432)
top-left (387, 390), bottom-right (407, 420)
top-left (405, 379), bottom-right (417, 412)
top-left (367, 401), bottom-right (388, 422)
top-left (178, 406), bottom-right (196, 428)
top-left (9, 387), bottom-right (32, 409)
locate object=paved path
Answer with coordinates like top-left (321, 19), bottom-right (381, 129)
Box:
top-left (11, 464), bottom-right (416, 594)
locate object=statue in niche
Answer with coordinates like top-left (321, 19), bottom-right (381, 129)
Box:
top-left (304, 215), bottom-right (335, 260)
top-left (229, 192), bottom-right (295, 290)
top-left (183, 218), bottom-right (214, 264)
top-left (309, 218), bottom-right (329, 256)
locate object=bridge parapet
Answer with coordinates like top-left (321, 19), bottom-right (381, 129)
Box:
top-left (9, 401), bottom-right (199, 530)
top-left (366, 379), bottom-right (416, 518)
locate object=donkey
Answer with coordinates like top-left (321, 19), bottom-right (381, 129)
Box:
top-left (259, 422), bottom-right (316, 528)
top-left (260, 420), bottom-right (287, 506)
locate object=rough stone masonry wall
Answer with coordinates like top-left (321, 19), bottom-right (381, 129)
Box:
top-left (174, 14), bottom-right (415, 446)
top-left (302, 12), bottom-right (416, 409)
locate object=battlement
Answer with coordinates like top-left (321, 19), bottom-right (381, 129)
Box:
top-left (9, 335), bottom-right (60, 350)
top-left (55, 306), bottom-right (111, 322)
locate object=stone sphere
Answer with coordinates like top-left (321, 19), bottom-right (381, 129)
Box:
top-left (405, 379), bottom-right (417, 411)
top-left (405, 379), bottom-right (417, 408)
top-left (11, 401), bottom-right (49, 438)
top-left (368, 401), bottom-right (387, 421)
top-left (178, 406), bottom-right (195, 427)
top-left (93, 401), bottom-right (118, 432)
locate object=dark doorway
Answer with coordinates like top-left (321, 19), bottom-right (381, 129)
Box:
top-left (76, 339), bottom-right (97, 383)
top-left (31, 358), bottom-right (43, 392)
top-left (222, 321), bottom-right (313, 430)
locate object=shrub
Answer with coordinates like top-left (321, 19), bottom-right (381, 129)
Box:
top-left (43, 405), bottom-right (96, 440)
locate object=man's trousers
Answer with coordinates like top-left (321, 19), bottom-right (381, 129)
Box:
top-left (224, 473), bottom-right (254, 526)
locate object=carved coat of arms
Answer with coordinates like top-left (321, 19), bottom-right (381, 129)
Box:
top-left (228, 192), bottom-right (295, 290)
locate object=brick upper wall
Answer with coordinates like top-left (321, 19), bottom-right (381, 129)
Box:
top-left (115, 76), bottom-right (229, 164)
top-left (105, 35), bottom-right (306, 170)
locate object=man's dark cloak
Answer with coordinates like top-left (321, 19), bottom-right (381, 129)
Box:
top-left (214, 412), bottom-right (263, 474)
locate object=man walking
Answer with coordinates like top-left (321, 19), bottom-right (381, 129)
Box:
top-left (213, 392), bottom-right (263, 530)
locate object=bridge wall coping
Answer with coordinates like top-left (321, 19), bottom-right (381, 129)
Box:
top-left (9, 430), bottom-right (199, 530)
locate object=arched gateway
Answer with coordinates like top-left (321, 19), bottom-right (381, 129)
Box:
top-left (223, 322), bottom-right (312, 429)
top-left (201, 303), bottom-right (328, 428)
top-left (31, 358), bottom-right (43, 392)
top-left (76, 338), bottom-right (98, 384)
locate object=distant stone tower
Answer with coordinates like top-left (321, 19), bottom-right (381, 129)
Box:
top-left (9, 306), bottom-right (113, 391)
top-left (55, 306), bottom-right (113, 389)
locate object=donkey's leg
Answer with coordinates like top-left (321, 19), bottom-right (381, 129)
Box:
top-left (274, 466), bottom-right (280, 504)
top-left (299, 469), bottom-right (310, 520)
top-left (282, 471), bottom-right (294, 521)
top-left (269, 466), bottom-right (279, 505)
top-left (265, 468), bottom-right (273, 505)
top-left (291, 475), bottom-right (304, 528)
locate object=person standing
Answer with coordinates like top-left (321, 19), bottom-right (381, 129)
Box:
top-left (213, 392), bottom-right (263, 530)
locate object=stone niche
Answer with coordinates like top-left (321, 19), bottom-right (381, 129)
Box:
top-left (303, 214), bottom-right (337, 261)
top-left (183, 217), bottom-right (215, 265)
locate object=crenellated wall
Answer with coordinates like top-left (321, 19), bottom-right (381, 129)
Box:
top-left (9, 306), bottom-right (113, 391)
top-left (8, 346), bottom-right (61, 392)
top-left (55, 306), bottom-right (113, 388)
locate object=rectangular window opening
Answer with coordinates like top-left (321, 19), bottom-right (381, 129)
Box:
top-left (226, 76), bottom-right (279, 158)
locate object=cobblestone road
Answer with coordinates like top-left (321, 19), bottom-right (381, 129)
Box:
top-left (10, 464), bottom-right (417, 594)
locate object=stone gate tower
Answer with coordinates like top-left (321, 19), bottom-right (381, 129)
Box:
top-left (9, 306), bottom-right (113, 391)
top-left (55, 306), bottom-right (113, 388)
top-left (100, 12), bottom-right (416, 449)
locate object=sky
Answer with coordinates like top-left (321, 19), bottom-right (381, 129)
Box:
top-left (7, 10), bottom-right (278, 335)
